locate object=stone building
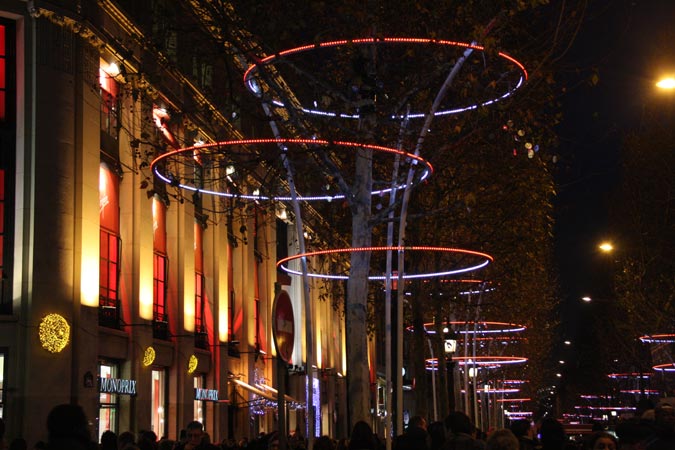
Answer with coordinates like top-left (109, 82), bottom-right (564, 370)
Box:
top-left (0, 0), bottom-right (348, 444)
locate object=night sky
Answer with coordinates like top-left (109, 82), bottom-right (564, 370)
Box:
top-left (554, 0), bottom-right (675, 392)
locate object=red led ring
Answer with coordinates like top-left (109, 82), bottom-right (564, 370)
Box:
top-left (244, 37), bottom-right (528, 120)
top-left (151, 138), bottom-right (433, 202)
top-left (639, 334), bottom-right (675, 343)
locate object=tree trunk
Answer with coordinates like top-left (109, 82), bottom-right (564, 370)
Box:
top-left (346, 146), bottom-right (373, 428)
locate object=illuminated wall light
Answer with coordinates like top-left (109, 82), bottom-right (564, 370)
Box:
top-left (39, 314), bottom-right (71, 353)
top-left (187, 354), bottom-right (198, 374)
top-left (143, 346), bottom-right (156, 367)
top-left (316, 328), bottom-right (322, 369)
top-left (80, 255), bottom-right (99, 306)
top-left (139, 248), bottom-right (153, 321)
top-left (107, 62), bottom-right (120, 77)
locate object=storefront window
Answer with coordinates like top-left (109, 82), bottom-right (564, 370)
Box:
top-left (151, 369), bottom-right (166, 437)
top-left (98, 363), bottom-right (119, 441)
top-left (0, 352), bottom-right (5, 418)
top-left (193, 376), bottom-right (205, 423)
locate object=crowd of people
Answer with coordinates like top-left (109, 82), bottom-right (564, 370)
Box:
top-left (0, 403), bottom-right (673, 450)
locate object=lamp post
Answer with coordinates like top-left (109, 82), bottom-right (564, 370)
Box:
top-left (444, 328), bottom-right (458, 412)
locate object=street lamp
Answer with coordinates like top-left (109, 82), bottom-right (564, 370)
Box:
top-left (598, 241), bottom-right (614, 253)
top-left (656, 77), bottom-right (675, 89)
top-left (581, 296), bottom-right (592, 302)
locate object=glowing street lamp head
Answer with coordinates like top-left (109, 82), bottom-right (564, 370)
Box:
top-left (581, 296), bottom-right (592, 302)
top-left (598, 242), bottom-right (614, 253)
top-left (656, 77), bottom-right (675, 89)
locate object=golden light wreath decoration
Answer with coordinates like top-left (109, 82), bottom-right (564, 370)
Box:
top-left (39, 313), bottom-right (70, 353)
top-left (187, 354), bottom-right (198, 374)
top-left (143, 346), bottom-right (156, 367)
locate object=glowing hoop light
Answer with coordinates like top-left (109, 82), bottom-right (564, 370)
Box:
top-left (620, 389), bottom-right (660, 395)
top-left (579, 394), bottom-right (612, 400)
top-left (652, 363), bottom-right (675, 372)
top-left (607, 372), bottom-right (653, 379)
top-left (151, 138), bottom-right (433, 202)
top-left (460, 388), bottom-right (521, 394)
top-left (452, 355), bottom-right (527, 365)
top-left (277, 246), bottom-right (493, 280)
top-left (582, 406), bottom-right (637, 411)
top-left (426, 356), bottom-right (527, 370)
top-left (501, 379), bottom-right (529, 385)
top-left (639, 334), bottom-right (675, 344)
top-left (243, 37), bottom-right (528, 120)
top-left (409, 321), bottom-right (526, 335)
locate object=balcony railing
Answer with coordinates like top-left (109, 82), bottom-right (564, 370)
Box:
top-left (153, 313), bottom-right (170, 340)
top-left (99, 298), bottom-right (121, 329)
top-left (195, 329), bottom-right (209, 350)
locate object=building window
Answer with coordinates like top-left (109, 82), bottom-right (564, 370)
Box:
top-left (193, 376), bottom-right (205, 424)
top-left (0, 20), bottom-right (15, 315)
top-left (153, 252), bottom-right (168, 335)
top-left (0, 352), bottom-right (5, 418)
top-left (151, 369), bottom-right (166, 437)
top-left (98, 63), bottom-right (118, 140)
top-left (152, 198), bottom-right (169, 340)
top-left (194, 223), bottom-right (208, 349)
top-left (0, 21), bottom-right (10, 123)
top-left (99, 165), bottom-right (121, 328)
top-left (98, 362), bottom-right (119, 441)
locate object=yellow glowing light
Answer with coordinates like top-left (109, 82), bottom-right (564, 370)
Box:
top-left (39, 314), bottom-right (71, 353)
top-left (143, 346), bottom-right (156, 367)
top-left (598, 242), bottom-right (614, 253)
top-left (656, 77), bottom-right (675, 89)
top-left (187, 354), bottom-right (198, 374)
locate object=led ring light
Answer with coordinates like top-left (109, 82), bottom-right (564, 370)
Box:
top-left (151, 138), bottom-right (433, 202)
top-left (639, 334), bottom-right (675, 343)
top-left (652, 363), bottom-right (675, 372)
top-left (276, 246), bottom-right (493, 280)
top-left (410, 321), bottom-right (526, 334)
top-left (244, 37), bottom-right (528, 120)
top-left (425, 356), bottom-right (527, 370)
top-left (607, 372), bottom-right (653, 379)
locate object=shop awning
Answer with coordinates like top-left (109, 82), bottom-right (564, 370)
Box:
top-left (231, 379), bottom-right (276, 402)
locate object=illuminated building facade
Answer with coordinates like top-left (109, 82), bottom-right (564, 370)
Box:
top-left (0, 0), bottom-right (348, 444)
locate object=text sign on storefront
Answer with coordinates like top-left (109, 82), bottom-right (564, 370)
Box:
top-left (99, 377), bottom-right (137, 395)
top-left (195, 388), bottom-right (219, 401)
